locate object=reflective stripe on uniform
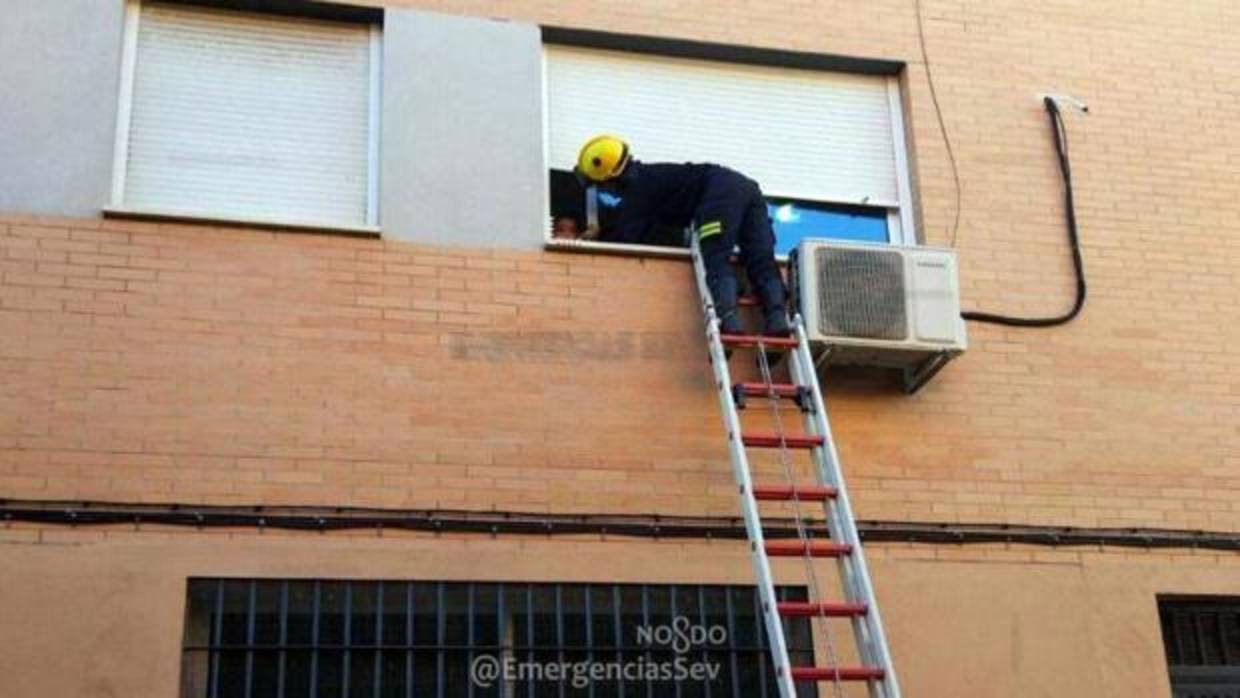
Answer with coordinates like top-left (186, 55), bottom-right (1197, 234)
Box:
top-left (698, 220), bottom-right (723, 239)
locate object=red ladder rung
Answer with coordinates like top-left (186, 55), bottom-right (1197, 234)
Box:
top-left (776, 601), bottom-right (868, 618)
top-left (720, 334), bottom-right (799, 349)
top-left (764, 540), bottom-right (852, 557)
top-left (752, 484), bottom-right (837, 502)
top-left (742, 432), bottom-right (824, 449)
top-left (735, 382), bottom-right (801, 399)
top-left (790, 666), bottom-right (886, 682)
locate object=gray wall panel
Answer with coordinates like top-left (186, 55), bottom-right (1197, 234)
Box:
top-left (0, 1), bottom-right (124, 217)
top-left (382, 10), bottom-right (546, 249)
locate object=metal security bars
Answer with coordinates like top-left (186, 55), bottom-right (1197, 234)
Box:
top-left (182, 580), bottom-right (818, 698)
top-left (1159, 597), bottom-right (1240, 698)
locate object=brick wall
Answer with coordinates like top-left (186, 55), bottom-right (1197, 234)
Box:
top-left (0, 523), bottom-right (1234, 697)
top-left (2, 0), bottom-right (1239, 531)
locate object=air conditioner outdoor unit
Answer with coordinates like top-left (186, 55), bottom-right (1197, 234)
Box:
top-left (790, 239), bottom-right (967, 393)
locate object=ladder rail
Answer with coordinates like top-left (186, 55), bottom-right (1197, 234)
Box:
top-left (690, 235), bottom-right (800, 698)
top-left (788, 322), bottom-right (903, 698)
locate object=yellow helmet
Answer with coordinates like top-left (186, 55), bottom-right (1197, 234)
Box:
top-left (575, 135), bottom-right (631, 183)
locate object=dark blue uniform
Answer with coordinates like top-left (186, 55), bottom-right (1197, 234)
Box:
top-left (598, 160), bottom-right (789, 335)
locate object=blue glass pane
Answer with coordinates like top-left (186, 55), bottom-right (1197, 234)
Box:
top-left (766, 200), bottom-right (889, 255)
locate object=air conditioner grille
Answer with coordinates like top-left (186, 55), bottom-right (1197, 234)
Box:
top-left (815, 247), bottom-right (908, 340)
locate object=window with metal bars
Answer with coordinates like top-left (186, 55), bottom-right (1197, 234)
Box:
top-left (181, 579), bottom-right (819, 698)
top-left (1159, 597), bottom-right (1240, 698)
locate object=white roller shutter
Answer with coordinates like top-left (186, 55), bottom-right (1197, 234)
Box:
top-left (546, 46), bottom-right (901, 208)
top-left (118, 2), bottom-right (376, 228)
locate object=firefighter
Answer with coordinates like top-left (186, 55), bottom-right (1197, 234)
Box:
top-left (574, 134), bottom-right (792, 336)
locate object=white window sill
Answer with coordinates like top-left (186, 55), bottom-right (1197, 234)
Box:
top-left (543, 237), bottom-right (691, 259)
top-left (103, 206), bottom-right (381, 238)
top-left (542, 237), bottom-right (814, 265)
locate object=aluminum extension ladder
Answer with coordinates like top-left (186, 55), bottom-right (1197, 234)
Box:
top-left (690, 235), bottom-right (902, 698)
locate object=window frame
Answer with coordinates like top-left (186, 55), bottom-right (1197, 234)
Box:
top-left (106, 0), bottom-right (384, 235)
top-left (1158, 595), bottom-right (1240, 696)
top-left (180, 578), bottom-right (816, 698)
top-left (540, 37), bottom-right (919, 257)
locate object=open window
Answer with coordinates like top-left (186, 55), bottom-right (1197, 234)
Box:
top-left (544, 44), bottom-right (916, 253)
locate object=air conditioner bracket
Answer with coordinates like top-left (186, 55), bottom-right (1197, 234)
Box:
top-left (902, 351), bottom-right (956, 395)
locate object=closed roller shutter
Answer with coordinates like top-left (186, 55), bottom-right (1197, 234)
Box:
top-left (120, 2), bottom-right (376, 227)
top-left (546, 45), bottom-right (901, 208)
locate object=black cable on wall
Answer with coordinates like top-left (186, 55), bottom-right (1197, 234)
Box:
top-left (961, 97), bottom-right (1088, 327)
top-left (4, 499), bottom-right (1239, 551)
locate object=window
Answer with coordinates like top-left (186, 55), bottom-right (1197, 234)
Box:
top-left (765, 199), bottom-right (890, 255)
top-left (110, 1), bottom-right (381, 231)
top-left (181, 579), bottom-right (818, 698)
top-left (544, 45), bottom-right (915, 252)
top-left (1159, 597), bottom-right (1240, 698)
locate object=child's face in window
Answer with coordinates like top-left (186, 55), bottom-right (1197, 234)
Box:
top-left (552, 217), bottom-right (579, 239)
